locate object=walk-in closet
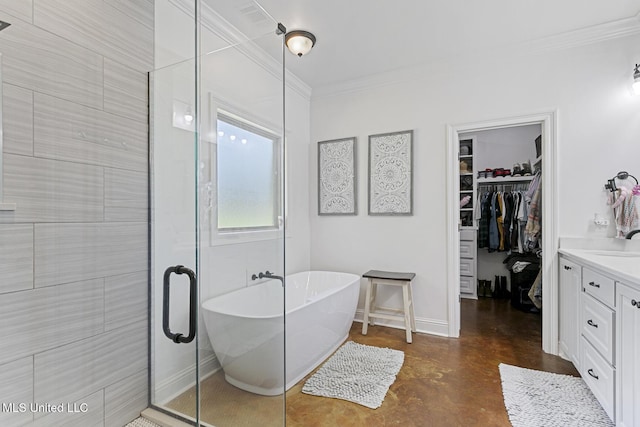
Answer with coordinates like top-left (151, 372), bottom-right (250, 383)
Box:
top-left (458, 124), bottom-right (543, 316)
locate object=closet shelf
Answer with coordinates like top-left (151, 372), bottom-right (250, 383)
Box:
top-left (477, 176), bottom-right (534, 184)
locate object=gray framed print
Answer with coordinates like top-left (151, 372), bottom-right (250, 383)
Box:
top-left (318, 137), bottom-right (357, 215)
top-left (368, 130), bottom-right (413, 215)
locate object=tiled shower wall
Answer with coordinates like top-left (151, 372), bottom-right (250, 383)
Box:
top-left (0, 1), bottom-right (152, 426)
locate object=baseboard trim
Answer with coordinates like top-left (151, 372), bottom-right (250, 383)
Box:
top-left (154, 354), bottom-right (220, 404)
top-left (354, 309), bottom-right (450, 337)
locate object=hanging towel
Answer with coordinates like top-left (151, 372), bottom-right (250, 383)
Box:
top-left (611, 190), bottom-right (640, 238)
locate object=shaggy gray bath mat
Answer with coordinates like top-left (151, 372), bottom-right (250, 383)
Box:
top-left (302, 341), bottom-right (404, 409)
top-left (499, 363), bottom-right (613, 427)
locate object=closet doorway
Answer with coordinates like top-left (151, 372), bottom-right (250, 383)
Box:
top-left (445, 112), bottom-right (558, 355)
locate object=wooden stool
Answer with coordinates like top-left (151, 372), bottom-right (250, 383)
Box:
top-left (361, 270), bottom-right (416, 343)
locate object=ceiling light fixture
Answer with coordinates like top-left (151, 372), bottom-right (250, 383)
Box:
top-left (633, 64), bottom-right (640, 95)
top-left (285, 30), bottom-right (316, 57)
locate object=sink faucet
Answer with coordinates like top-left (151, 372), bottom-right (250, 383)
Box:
top-left (626, 229), bottom-right (640, 239)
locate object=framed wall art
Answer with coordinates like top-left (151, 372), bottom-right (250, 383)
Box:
top-left (368, 130), bottom-right (413, 215)
top-left (318, 137), bottom-right (357, 215)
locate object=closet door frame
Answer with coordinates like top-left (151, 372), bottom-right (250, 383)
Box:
top-left (445, 110), bottom-right (558, 355)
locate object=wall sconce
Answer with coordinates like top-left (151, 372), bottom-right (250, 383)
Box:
top-left (184, 106), bottom-right (194, 125)
top-left (285, 30), bottom-right (316, 57)
top-left (633, 64), bottom-right (640, 95)
top-left (172, 100), bottom-right (194, 131)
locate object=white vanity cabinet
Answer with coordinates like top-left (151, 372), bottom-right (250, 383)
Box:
top-left (559, 258), bottom-right (581, 368)
top-left (580, 265), bottom-right (615, 421)
top-left (616, 282), bottom-right (640, 427)
top-left (559, 251), bottom-right (640, 425)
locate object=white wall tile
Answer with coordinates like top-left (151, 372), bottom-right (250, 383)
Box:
top-left (0, 18), bottom-right (103, 109)
top-left (34, 321), bottom-right (147, 406)
top-left (32, 390), bottom-right (104, 426)
top-left (0, 357), bottom-right (33, 427)
top-left (2, 83), bottom-right (33, 156)
top-left (0, 0), bottom-right (33, 24)
top-left (105, 368), bottom-right (148, 427)
top-left (2, 154), bottom-right (104, 223)
top-left (105, 271), bottom-right (147, 331)
top-left (34, 93), bottom-right (148, 172)
top-left (0, 224), bottom-right (33, 293)
top-left (34, 222), bottom-right (147, 287)
top-left (104, 58), bottom-right (148, 124)
top-left (104, 0), bottom-right (153, 31)
top-left (34, 0), bottom-right (153, 72)
top-left (0, 279), bottom-right (104, 366)
top-left (104, 167), bottom-right (148, 222)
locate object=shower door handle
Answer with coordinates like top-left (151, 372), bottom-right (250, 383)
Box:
top-left (163, 265), bottom-right (197, 344)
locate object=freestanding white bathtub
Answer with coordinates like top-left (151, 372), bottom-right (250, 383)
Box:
top-left (201, 271), bottom-right (360, 396)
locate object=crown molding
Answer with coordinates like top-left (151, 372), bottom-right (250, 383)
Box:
top-left (313, 11), bottom-right (640, 99)
top-left (167, 0), bottom-right (312, 101)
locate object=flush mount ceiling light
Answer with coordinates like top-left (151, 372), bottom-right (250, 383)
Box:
top-left (285, 30), bottom-right (316, 57)
top-left (633, 64), bottom-right (640, 95)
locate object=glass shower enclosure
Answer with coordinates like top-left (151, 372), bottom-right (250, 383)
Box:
top-left (150, 1), bottom-right (287, 425)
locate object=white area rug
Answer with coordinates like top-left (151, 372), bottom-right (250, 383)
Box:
top-left (499, 364), bottom-right (614, 427)
top-left (302, 341), bottom-right (404, 409)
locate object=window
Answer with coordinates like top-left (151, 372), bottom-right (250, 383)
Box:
top-left (215, 112), bottom-right (281, 233)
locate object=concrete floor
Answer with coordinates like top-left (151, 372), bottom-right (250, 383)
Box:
top-left (166, 297), bottom-right (578, 426)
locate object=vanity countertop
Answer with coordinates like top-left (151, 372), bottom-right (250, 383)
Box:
top-left (559, 248), bottom-right (640, 286)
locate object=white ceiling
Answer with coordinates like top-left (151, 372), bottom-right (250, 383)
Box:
top-left (206, 0), bottom-right (640, 90)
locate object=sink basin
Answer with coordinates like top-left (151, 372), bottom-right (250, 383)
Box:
top-left (583, 250), bottom-right (640, 258)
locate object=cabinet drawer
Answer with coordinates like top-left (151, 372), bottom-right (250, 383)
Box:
top-left (460, 258), bottom-right (475, 276)
top-left (583, 267), bottom-right (615, 307)
top-left (460, 240), bottom-right (475, 258)
top-left (581, 292), bottom-right (615, 364)
top-left (460, 229), bottom-right (475, 241)
top-left (581, 337), bottom-right (615, 422)
top-left (460, 275), bottom-right (474, 294)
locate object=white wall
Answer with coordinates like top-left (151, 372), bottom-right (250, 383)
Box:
top-left (464, 125), bottom-right (540, 173)
top-left (309, 34), bottom-right (640, 335)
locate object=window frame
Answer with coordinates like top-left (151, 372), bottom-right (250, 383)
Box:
top-left (208, 108), bottom-right (285, 246)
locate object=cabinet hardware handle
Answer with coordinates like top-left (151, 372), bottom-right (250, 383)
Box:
top-left (588, 281), bottom-right (600, 288)
top-left (563, 265), bottom-right (572, 270)
top-left (633, 299), bottom-right (638, 307)
top-left (587, 369), bottom-right (599, 380)
top-left (587, 319), bottom-right (598, 328)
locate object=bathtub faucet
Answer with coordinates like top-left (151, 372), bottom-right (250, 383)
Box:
top-left (252, 271), bottom-right (284, 286)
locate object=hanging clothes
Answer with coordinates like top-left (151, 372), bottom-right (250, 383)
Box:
top-left (477, 191), bottom-right (491, 248)
top-left (502, 192), bottom-right (513, 253)
top-left (489, 192), bottom-right (500, 252)
top-left (524, 173), bottom-right (542, 250)
top-left (497, 192), bottom-right (505, 251)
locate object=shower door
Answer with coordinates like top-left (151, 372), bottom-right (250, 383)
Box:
top-left (150, 1), bottom-right (286, 425)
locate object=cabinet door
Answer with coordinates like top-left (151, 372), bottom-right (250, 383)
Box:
top-left (559, 257), bottom-right (581, 368)
top-left (616, 282), bottom-right (640, 427)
